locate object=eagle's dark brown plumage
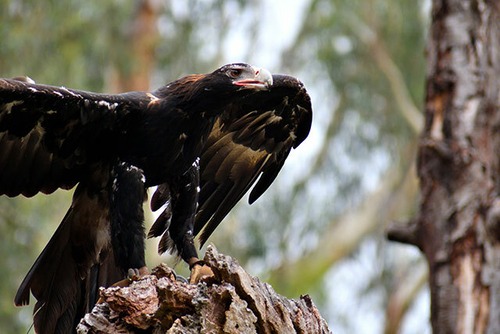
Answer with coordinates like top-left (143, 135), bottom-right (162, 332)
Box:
top-left (149, 74), bottom-right (312, 251)
top-left (0, 63), bottom-right (312, 333)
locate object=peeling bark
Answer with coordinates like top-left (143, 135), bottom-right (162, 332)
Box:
top-left (77, 246), bottom-right (331, 333)
top-left (406, 0), bottom-right (500, 332)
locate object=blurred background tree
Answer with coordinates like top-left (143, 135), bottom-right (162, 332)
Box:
top-left (0, 0), bottom-right (430, 333)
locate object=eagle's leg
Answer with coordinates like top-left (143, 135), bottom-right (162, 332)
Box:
top-left (109, 162), bottom-right (149, 283)
top-left (95, 162), bottom-right (150, 306)
top-left (169, 162), bottom-right (214, 283)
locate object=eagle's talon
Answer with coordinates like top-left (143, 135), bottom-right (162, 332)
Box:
top-left (96, 266), bottom-right (149, 304)
top-left (127, 266), bottom-right (149, 280)
top-left (175, 274), bottom-right (189, 283)
top-left (127, 268), bottom-right (140, 279)
top-left (189, 262), bottom-right (214, 284)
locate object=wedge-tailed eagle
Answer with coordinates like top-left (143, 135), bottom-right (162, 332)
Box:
top-left (0, 63), bottom-right (312, 333)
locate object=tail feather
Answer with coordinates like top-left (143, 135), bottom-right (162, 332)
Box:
top-left (15, 161), bottom-right (147, 333)
top-left (15, 207), bottom-right (85, 334)
top-left (15, 181), bottom-right (117, 333)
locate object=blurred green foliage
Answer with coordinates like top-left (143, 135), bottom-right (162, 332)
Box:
top-left (0, 0), bottom-right (428, 332)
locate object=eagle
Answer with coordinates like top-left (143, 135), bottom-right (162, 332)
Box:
top-left (0, 63), bottom-right (312, 333)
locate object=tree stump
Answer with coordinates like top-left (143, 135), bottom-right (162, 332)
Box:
top-left (77, 246), bottom-right (331, 333)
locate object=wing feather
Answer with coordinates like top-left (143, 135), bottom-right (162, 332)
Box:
top-left (194, 74), bottom-right (312, 244)
top-left (149, 74), bottom-right (312, 249)
top-left (0, 78), bottom-right (147, 196)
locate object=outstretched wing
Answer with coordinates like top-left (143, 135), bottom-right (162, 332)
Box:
top-left (150, 74), bottom-right (312, 247)
top-left (0, 78), bottom-right (147, 197)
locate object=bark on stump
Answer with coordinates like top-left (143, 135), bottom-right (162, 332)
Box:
top-left (77, 246), bottom-right (331, 333)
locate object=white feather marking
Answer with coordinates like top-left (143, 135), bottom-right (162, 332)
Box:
top-left (28, 87), bottom-right (38, 93)
top-left (147, 92), bottom-right (160, 102)
top-left (112, 177), bottom-right (119, 192)
top-left (147, 92), bottom-right (160, 107)
top-left (119, 162), bottom-right (146, 184)
top-left (60, 86), bottom-right (83, 98)
top-left (97, 100), bottom-right (118, 110)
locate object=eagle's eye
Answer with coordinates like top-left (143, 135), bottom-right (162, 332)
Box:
top-left (226, 68), bottom-right (243, 78)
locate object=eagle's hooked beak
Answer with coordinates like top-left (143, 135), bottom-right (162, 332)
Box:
top-left (233, 67), bottom-right (273, 90)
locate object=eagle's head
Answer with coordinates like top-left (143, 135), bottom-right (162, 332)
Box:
top-left (158, 63), bottom-right (273, 115)
top-left (212, 63), bottom-right (273, 91)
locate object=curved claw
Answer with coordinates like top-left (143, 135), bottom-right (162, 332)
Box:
top-left (175, 274), bottom-right (189, 284)
top-left (188, 258), bottom-right (214, 284)
top-left (96, 266), bottom-right (149, 303)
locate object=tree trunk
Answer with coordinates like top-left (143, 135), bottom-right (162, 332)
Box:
top-left (108, 0), bottom-right (158, 92)
top-left (389, 0), bottom-right (500, 332)
top-left (77, 246), bottom-right (331, 333)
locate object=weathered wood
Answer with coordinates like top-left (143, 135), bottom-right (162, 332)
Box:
top-left (77, 246), bottom-right (331, 333)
